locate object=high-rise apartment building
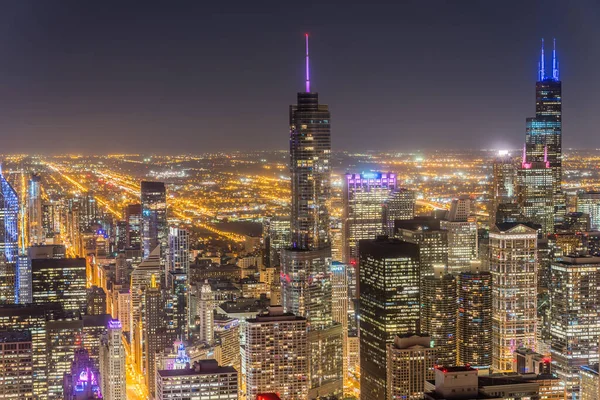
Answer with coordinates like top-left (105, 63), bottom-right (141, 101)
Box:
top-left (441, 196), bottom-right (478, 274)
top-left (245, 307), bottom-right (308, 400)
top-left (0, 330), bottom-right (33, 399)
top-left (141, 181), bottom-right (167, 259)
top-left (550, 256), bottom-right (600, 397)
top-left (386, 334), bottom-right (436, 400)
top-left (359, 237), bottom-right (420, 400)
top-left (422, 267), bottom-right (457, 366)
top-left (456, 269), bottom-right (492, 369)
top-left (100, 319), bottom-right (126, 400)
top-left (489, 223), bottom-right (538, 372)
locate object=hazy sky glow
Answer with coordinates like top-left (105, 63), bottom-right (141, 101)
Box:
top-left (0, 0), bottom-right (598, 153)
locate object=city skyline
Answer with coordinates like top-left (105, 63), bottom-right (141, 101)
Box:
top-left (0, 1), bottom-right (598, 153)
top-left (2, 3), bottom-right (600, 400)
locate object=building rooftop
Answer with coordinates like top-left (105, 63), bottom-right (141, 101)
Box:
top-left (157, 359), bottom-right (236, 377)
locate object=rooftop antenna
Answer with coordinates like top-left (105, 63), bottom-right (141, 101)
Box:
top-left (552, 38), bottom-right (559, 81)
top-left (539, 38), bottom-right (546, 81)
top-left (305, 33), bottom-right (310, 92)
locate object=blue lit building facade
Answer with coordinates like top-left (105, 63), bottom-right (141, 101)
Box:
top-left (0, 169), bottom-right (19, 304)
top-left (520, 39), bottom-right (563, 232)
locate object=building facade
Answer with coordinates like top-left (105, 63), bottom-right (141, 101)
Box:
top-left (489, 223), bottom-right (538, 372)
top-left (359, 237), bottom-right (420, 400)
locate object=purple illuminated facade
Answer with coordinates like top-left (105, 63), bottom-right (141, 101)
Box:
top-left (63, 348), bottom-right (102, 400)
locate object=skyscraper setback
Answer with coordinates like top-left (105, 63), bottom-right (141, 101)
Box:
top-left (289, 35), bottom-right (331, 251)
top-left (519, 38), bottom-right (563, 233)
top-left (281, 34), bottom-right (342, 397)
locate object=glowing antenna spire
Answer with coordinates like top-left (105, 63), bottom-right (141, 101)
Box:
top-left (305, 33), bottom-right (310, 92)
top-left (539, 38), bottom-right (546, 81)
top-left (552, 38), bottom-right (559, 81)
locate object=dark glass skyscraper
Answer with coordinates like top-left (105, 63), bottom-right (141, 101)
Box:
top-left (519, 39), bottom-right (562, 233)
top-left (141, 181), bottom-right (167, 259)
top-left (281, 35), bottom-right (342, 397)
top-left (358, 237), bottom-right (420, 400)
top-left (289, 36), bottom-right (331, 251)
top-left (525, 39), bottom-right (561, 192)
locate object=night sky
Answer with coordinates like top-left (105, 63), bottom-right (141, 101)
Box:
top-left (0, 0), bottom-right (598, 154)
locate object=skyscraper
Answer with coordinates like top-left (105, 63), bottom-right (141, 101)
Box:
top-left (440, 196), bottom-right (478, 274)
top-left (526, 39), bottom-right (562, 198)
top-left (577, 191), bottom-right (600, 231)
top-left (382, 188), bottom-right (415, 235)
top-left (550, 256), bottom-right (600, 397)
top-left (167, 226), bottom-right (190, 282)
top-left (281, 34), bottom-right (342, 397)
top-left (343, 172), bottom-right (396, 305)
top-left (518, 154), bottom-right (554, 235)
top-left (359, 236), bottom-right (420, 400)
top-left (421, 267), bottom-right (457, 366)
top-left (100, 319), bottom-right (126, 400)
top-left (342, 172), bottom-right (397, 264)
top-left (519, 39), bottom-right (563, 230)
top-left (395, 216), bottom-right (449, 279)
top-left (28, 173), bottom-right (43, 245)
top-left (289, 35), bottom-right (331, 251)
top-left (456, 269), bottom-right (492, 370)
top-left (141, 181), bottom-right (167, 259)
top-left (125, 203), bottom-right (142, 249)
top-left (156, 360), bottom-right (238, 400)
top-left (245, 306), bottom-right (309, 400)
top-left (489, 223), bottom-right (538, 372)
top-left (0, 330), bottom-right (33, 399)
top-left (490, 152), bottom-right (517, 225)
top-left (31, 258), bottom-right (87, 314)
top-left (386, 334), bottom-right (436, 400)
top-left (0, 169), bottom-right (18, 304)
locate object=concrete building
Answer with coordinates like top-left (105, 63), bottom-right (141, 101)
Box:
top-left (489, 223), bottom-right (538, 372)
top-left (156, 359), bottom-right (238, 400)
top-left (100, 319), bottom-right (126, 400)
top-left (245, 307), bottom-right (308, 400)
top-left (387, 334), bottom-right (435, 400)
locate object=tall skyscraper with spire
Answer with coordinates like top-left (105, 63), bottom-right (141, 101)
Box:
top-left (519, 38), bottom-right (562, 234)
top-left (281, 34), bottom-right (342, 398)
top-left (289, 34), bottom-right (332, 251)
